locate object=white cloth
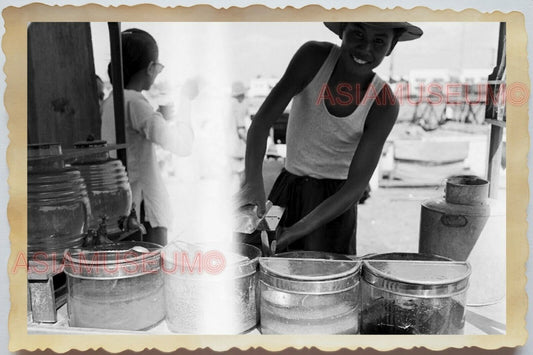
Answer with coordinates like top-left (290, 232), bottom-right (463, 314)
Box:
top-left (101, 90), bottom-right (193, 228)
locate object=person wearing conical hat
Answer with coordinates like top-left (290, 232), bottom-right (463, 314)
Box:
top-left (239, 22), bottom-right (422, 254)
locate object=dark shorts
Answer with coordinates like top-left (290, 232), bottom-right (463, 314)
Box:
top-left (268, 169), bottom-right (357, 255)
top-left (140, 201), bottom-right (168, 246)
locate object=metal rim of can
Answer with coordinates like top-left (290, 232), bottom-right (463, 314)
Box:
top-left (361, 260), bottom-right (471, 297)
top-left (259, 265), bottom-right (361, 294)
top-left (28, 143), bottom-right (63, 157)
top-left (63, 242), bottom-right (162, 279)
top-left (363, 279), bottom-right (471, 299)
top-left (161, 242), bottom-right (261, 279)
top-left (421, 200), bottom-right (491, 217)
top-left (444, 175), bottom-right (490, 205)
top-left (362, 268), bottom-right (471, 298)
top-left (259, 257), bottom-right (361, 281)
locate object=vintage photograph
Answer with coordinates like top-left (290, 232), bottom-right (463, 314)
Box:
top-left (5, 1), bottom-right (530, 351)
top-left (24, 19), bottom-right (507, 337)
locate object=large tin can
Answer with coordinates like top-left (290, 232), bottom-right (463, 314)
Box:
top-left (419, 175), bottom-right (506, 305)
top-left (63, 242), bottom-right (165, 330)
top-left (163, 242), bottom-right (261, 334)
top-left (361, 253), bottom-right (471, 334)
top-left (259, 251), bottom-right (362, 334)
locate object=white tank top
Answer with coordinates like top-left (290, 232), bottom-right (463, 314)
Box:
top-left (285, 44), bottom-right (386, 179)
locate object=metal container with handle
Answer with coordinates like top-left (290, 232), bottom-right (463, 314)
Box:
top-left (419, 175), bottom-right (506, 305)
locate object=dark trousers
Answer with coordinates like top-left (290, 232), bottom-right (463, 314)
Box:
top-left (268, 169), bottom-right (357, 255)
top-left (140, 201), bottom-right (168, 246)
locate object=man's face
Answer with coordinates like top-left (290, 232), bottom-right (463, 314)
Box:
top-left (341, 23), bottom-right (395, 72)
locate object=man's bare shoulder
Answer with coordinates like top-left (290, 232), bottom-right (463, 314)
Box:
top-left (295, 41), bottom-right (334, 66)
top-left (284, 41), bottom-right (335, 91)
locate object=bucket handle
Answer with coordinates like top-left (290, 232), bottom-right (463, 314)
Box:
top-left (441, 214), bottom-right (468, 227)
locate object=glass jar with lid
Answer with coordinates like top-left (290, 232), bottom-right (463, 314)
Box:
top-left (259, 251), bottom-right (362, 334)
top-left (361, 252), bottom-right (471, 335)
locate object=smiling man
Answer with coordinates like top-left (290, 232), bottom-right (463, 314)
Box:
top-left (239, 22), bottom-right (422, 254)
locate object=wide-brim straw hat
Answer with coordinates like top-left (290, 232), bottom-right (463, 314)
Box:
top-left (324, 22), bottom-right (423, 41)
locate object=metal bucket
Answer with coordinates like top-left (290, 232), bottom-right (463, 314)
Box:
top-left (163, 242), bottom-right (261, 334)
top-left (259, 252), bottom-right (362, 334)
top-left (361, 253), bottom-right (471, 334)
top-left (419, 175), bottom-right (506, 305)
top-left (63, 242), bottom-right (165, 330)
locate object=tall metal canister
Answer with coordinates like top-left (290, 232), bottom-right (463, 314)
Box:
top-left (419, 175), bottom-right (506, 305)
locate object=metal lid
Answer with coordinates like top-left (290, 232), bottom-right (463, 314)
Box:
top-left (162, 241), bottom-right (260, 278)
top-left (73, 140), bottom-right (107, 148)
top-left (72, 140), bottom-right (112, 164)
top-left (276, 250), bottom-right (351, 261)
top-left (28, 143), bottom-right (62, 157)
top-left (362, 253), bottom-right (471, 297)
top-left (28, 143), bottom-right (65, 170)
top-left (63, 241), bottom-right (162, 279)
top-left (421, 198), bottom-right (491, 217)
top-left (259, 257), bottom-right (360, 281)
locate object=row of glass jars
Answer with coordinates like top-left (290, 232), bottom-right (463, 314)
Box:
top-left (28, 142), bottom-right (132, 259)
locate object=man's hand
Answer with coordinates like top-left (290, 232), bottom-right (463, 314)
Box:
top-left (237, 180), bottom-right (267, 218)
top-left (272, 226), bottom-right (305, 254)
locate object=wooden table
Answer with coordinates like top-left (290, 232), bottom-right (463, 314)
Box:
top-left (28, 299), bottom-right (506, 335)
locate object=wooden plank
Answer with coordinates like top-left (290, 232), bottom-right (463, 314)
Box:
top-left (486, 23), bottom-right (506, 198)
top-left (485, 119), bottom-right (507, 128)
top-left (28, 23), bottom-right (101, 148)
top-left (487, 122), bottom-right (504, 198)
top-left (107, 22), bottom-right (128, 169)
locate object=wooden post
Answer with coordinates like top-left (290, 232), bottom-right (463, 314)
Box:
top-left (28, 23), bottom-right (101, 147)
top-left (486, 23), bottom-right (506, 198)
top-left (107, 22), bottom-right (128, 169)
top-left (487, 125), bottom-right (503, 198)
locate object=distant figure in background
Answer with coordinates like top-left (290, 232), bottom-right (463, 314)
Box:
top-left (101, 28), bottom-right (197, 246)
top-left (229, 81), bottom-right (249, 184)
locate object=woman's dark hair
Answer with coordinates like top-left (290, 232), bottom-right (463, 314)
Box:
top-left (107, 28), bottom-right (159, 86)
